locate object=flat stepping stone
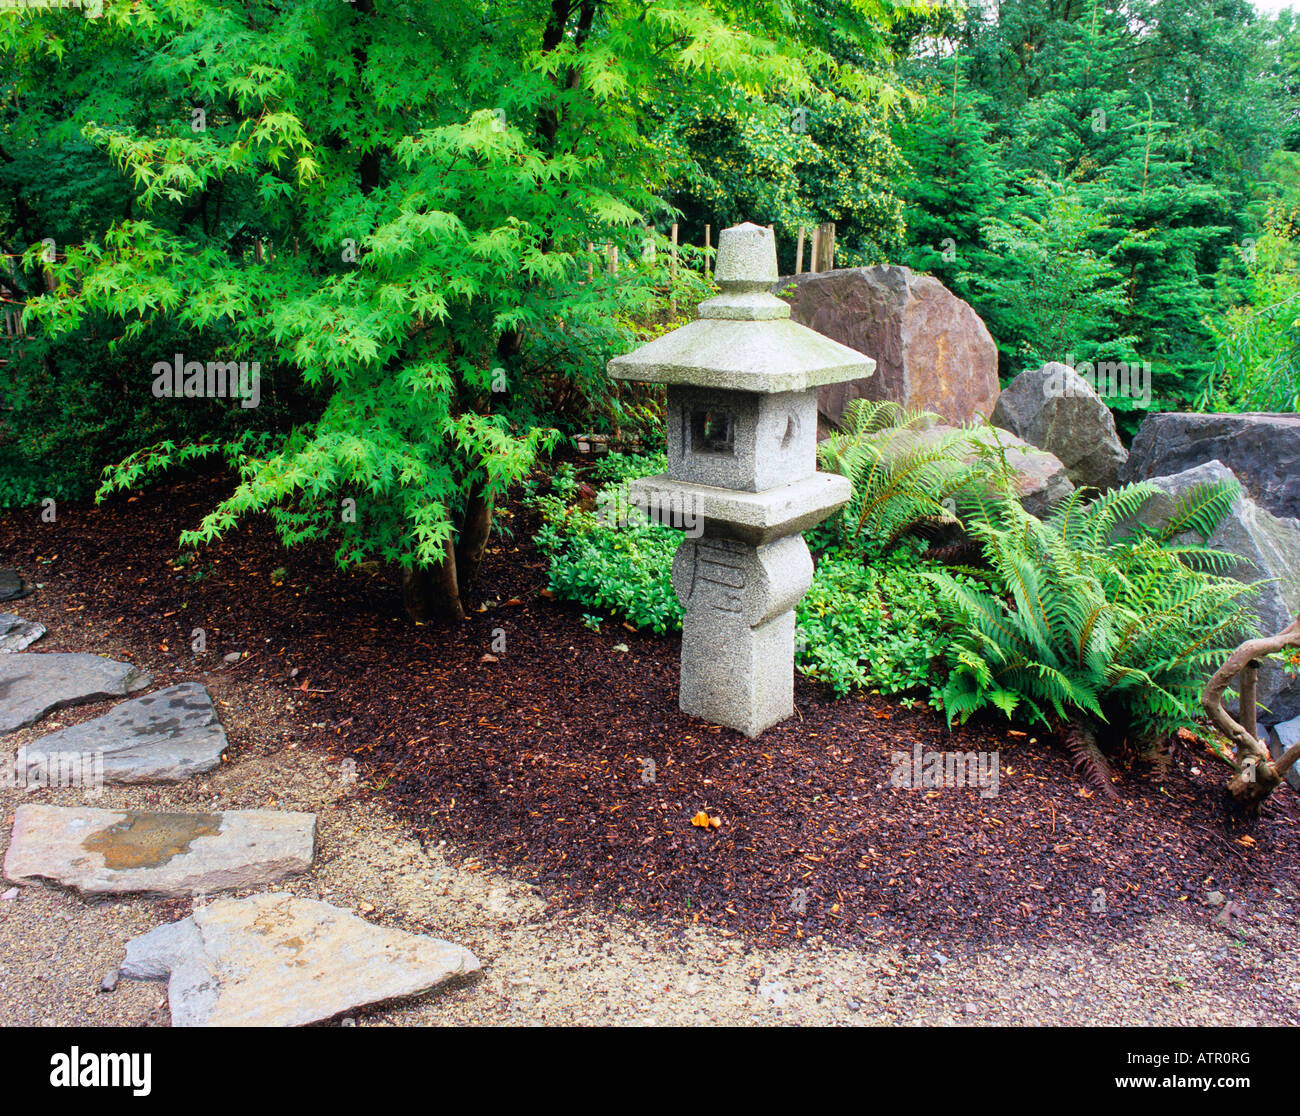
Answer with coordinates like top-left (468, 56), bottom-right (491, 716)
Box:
top-left (0, 613), bottom-right (44, 653)
top-left (0, 652), bottom-right (150, 734)
top-left (17, 683), bottom-right (227, 784)
top-left (0, 569), bottom-right (29, 602)
top-left (2, 805), bottom-right (315, 897)
top-left (121, 893), bottom-right (480, 1026)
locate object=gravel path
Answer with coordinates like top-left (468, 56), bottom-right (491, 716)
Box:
top-left (3, 669), bottom-right (1296, 1027)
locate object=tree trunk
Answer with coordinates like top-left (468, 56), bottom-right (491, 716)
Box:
top-left (455, 482), bottom-right (494, 592)
top-left (402, 536), bottom-right (465, 624)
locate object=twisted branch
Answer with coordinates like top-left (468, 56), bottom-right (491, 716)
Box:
top-left (1202, 616), bottom-right (1300, 806)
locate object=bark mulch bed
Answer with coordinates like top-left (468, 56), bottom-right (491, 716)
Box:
top-left (1, 468), bottom-right (1296, 953)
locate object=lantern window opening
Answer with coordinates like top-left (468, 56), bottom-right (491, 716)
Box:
top-left (690, 407), bottom-right (735, 455)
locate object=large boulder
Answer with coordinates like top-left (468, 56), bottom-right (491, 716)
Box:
top-left (774, 266), bottom-right (999, 429)
top-left (992, 363), bottom-right (1128, 491)
top-left (1123, 413), bottom-right (1300, 520)
top-left (1133, 460), bottom-right (1300, 724)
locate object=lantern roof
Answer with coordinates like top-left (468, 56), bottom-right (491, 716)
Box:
top-left (608, 223), bottom-right (875, 394)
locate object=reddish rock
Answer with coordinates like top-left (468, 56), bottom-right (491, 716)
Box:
top-left (775, 266), bottom-right (1000, 428)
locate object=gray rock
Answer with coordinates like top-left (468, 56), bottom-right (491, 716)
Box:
top-left (100, 969), bottom-right (120, 993)
top-left (0, 614), bottom-right (44, 653)
top-left (992, 362), bottom-right (1128, 491)
top-left (121, 893), bottom-right (480, 1026)
top-left (774, 265), bottom-right (1000, 428)
top-left (1133, 461), bottom-right (1300, 721)
top-left (1267, 717), bottom-right (1300, 792)
top-left (17, 683), bottom-right (227, 785)
top-left (2, 805), bottom-right (315, 897)
top-left (0, 569), bottom-right (29, 602)
top-left (1123, 413), bottom-right (1300, 520)
top-left (0, 653), bottom-right (150, 735)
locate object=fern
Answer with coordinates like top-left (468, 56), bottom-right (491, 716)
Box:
top-left (926, 482), bottom-right (1260, 792)
top-left (1062, 721), bottom-right (1119, 800)
top-left (817, 400), bottom-right (1012, 555)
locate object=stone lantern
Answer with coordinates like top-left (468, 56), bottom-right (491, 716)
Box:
top-left (608, 222), bottom-right (875, 736)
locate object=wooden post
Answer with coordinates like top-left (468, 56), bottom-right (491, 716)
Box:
top-left (704, 224), bottom-right (711, 276)
top-left (670, 223), bottom-right (679, 317)
top-left (795, 226), bottom-right (805, 275)
top-left (809, 226), bottom-right (821, 274)
top-left (587, 241), bottom-right (594, 281)
top-left (608, 244), bottom-right (618, 275)
top-left (816, 221), bottom-right (836, 272)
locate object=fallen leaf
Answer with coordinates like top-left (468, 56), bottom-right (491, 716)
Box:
top-left (480, 653), bottom-right (499, 663)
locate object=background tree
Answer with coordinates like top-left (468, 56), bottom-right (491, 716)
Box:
top-left (7, 0), bottom-right (908, 622)
top-left (895, 0), bottom-right (1297, 422)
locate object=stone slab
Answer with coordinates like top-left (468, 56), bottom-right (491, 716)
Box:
top-left (17, 682), bottom-right (227, 784)
top-left (2, 805), bottom-right (316, 897)
top-left (0, 613), bottom-right (44, 653)
top-left (0, 653), bottom-right (150, 734)
top-left (121, 893), bottom-right (480, 1026)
